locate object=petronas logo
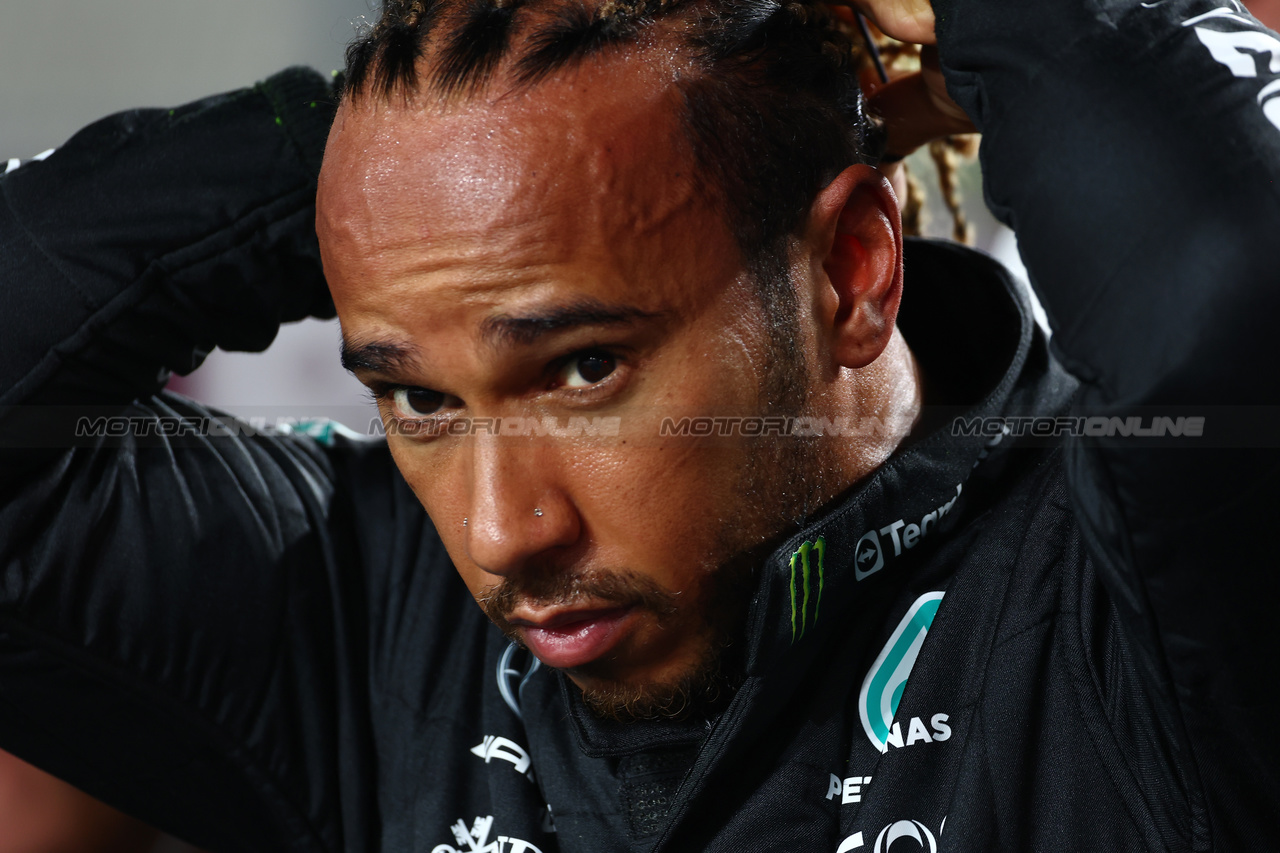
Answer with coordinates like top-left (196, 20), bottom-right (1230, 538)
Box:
top-left (789, 537), bottom-right (826, 643)
top-left (859, 592), bottom-right (945, 752)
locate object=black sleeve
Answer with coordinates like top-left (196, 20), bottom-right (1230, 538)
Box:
top-left (0, 66), bottom-right (335, 460)
top-left (933, 0), bottom-right (1280, 844)
top-left (0, 68), bottom-right (397, 852)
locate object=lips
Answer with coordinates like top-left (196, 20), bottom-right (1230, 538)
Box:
top-left (509, 605), bottom-right (635, 670)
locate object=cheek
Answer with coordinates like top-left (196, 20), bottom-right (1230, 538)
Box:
top-left (565, 437), bottom-right (747, 589)
top-left (385, 440), bottom-right (478, 579)
top-left (589, 382), bottom-right (765, 541)
top-left (597, 442), bottom-right (728, 522)
top-left (388, 440), bottom-right (448, 512)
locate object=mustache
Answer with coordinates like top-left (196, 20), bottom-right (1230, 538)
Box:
top-left (478, 567), bottom-right (679, 626)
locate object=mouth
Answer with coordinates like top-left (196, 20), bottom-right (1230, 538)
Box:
top-left (507, 604), bottom-right (637, 670)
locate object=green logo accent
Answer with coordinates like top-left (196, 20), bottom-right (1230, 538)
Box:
top-left (789, 537), bottom-right (826, 643)
top-left (295, 419), bottom-right (339, 446)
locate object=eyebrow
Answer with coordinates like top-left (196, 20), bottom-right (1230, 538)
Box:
top-left (479, 298), bottom-right (665, 350)
top-left (340, 339), bottom-right (421, 375)
top-left (340, 298), bottom-right (666, 376)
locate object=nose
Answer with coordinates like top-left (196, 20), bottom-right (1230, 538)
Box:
top-left (463, 433), bottom-right (581, 578)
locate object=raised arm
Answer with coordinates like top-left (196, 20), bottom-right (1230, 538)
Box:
top-left (0, 67), bottom-right (334, 466)
top-left (857, 0), bottom-right (1280, 840)
top-left (0, 68), bottom-right (389, 852)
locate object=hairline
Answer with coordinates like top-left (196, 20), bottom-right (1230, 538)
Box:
top-left (338, 39), bottom-right (801, 308)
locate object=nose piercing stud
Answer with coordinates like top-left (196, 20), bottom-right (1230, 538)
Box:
top-left (463, 517), bottom-right (468, 527)
top-left (534, 508), bottom-right (544, 517)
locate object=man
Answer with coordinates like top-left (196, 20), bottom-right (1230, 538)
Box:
top-left (1, 1), bottom-right (1278, 852)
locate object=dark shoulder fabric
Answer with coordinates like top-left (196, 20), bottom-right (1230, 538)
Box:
top-left (933, 0), bottom-right (1280, 847)
top-left (0, 67), bottom-right (335, 475)
top-left (0, 69), bottom-right (464, 852)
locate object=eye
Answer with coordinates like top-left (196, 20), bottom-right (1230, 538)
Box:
top-left (390, 387), bottom-right (447, 419)
top-left (558, 351), bottom-right (617, 389)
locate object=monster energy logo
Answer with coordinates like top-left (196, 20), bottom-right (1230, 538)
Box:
top-left (789, 537), bottom-right (826, 643)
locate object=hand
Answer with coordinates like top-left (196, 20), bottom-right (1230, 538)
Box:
top-left (825, 3), bottom-right (977, 218)
top-left (838, 0), bottom-right (938, 45)
top-left (868, 46), bottom-right (976, 161)
top-left (826, 4), bottom-right (975, 170)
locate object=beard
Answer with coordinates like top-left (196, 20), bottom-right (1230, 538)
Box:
top-left (480, 289), bottom-right (837, 722)
top-left (479, 558), bottom-right (755, 722)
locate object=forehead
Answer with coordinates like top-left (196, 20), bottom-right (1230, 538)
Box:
top-left (316, 47), bottom-right (737, 327)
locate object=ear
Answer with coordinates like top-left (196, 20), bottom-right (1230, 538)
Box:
top-left (803, 164), bottom-right (904, 370)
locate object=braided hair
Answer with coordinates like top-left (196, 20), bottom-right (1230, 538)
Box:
top-left (343, 0), bottom-right (884, 308)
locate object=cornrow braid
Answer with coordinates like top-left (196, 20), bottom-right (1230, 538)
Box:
top-left (434, 0), bottom-right (525, 94)
top-left (684, 1), bottom-right (880, 290)
top-left (514, 2), bottom-right (651, 85)
top-left (835, 19), bottom-right (979, 245)
top-left (345, 0), bottom-right (443, 98)
top-left (928, 138), bottom-right (973, 244)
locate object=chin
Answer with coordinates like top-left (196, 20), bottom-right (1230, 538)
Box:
top-left (572, 638), bottom-right (742, 723)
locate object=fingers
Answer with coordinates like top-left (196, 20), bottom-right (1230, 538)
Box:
top-left (844, 0), bottom-right (937, 44)
top-left (868, 72), bottom-right (975, 160)
top-left (821, 2), bottom-right (972, 162)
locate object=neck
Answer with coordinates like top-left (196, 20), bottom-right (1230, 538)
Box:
top-left (821, 327), bottom-right (923, 489)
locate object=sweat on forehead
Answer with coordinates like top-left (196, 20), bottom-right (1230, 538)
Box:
top-left (333, 0), bottom-right (881, 289)
top-left (315, 42), bottom-right (725, 334)
top-left (318, 44), bottom-right (702, 264)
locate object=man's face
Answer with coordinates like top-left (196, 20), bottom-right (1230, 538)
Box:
top-left (318, 55), bottom-right (834, 718)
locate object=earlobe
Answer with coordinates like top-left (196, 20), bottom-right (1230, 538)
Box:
top-left (808, 164), bottom-right (904, 371)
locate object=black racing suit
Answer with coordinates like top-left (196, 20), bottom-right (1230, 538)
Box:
top-left (2, 0), bottom-right (1278, 850)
